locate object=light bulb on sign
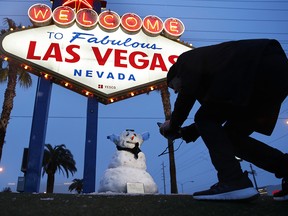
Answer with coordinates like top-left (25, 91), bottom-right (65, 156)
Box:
top-left (44, 74), bottom-right (50, 80)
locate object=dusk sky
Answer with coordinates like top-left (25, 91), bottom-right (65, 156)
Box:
top-left (0, 0), bottom-right (287, 194)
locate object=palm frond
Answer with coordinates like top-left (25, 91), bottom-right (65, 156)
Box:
top-left (17, 70), bottom-right (32, 88)
top-left (0, 68), bottom-right (9, 83)
top-left (68, 178), bottom-right (83, 194)
top-left (3, 18), bottom-right (16, 29)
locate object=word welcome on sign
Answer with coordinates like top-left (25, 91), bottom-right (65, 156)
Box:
top-left (28, 4), bottom-right (185, 39)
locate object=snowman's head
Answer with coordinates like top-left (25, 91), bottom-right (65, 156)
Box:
top-left (107, 129), bottom-right (150, 149)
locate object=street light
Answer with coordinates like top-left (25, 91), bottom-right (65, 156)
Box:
top-left (0, 167), bottom-right (3, 173)
top-left (180, 181), bottom-right (194, 193)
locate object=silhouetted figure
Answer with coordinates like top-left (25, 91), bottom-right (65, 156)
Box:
top-left (160, 39), bottom-right (288, 201)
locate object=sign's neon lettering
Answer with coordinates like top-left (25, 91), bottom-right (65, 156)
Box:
top-left (126, 17), bottom-right (137, 28)
top-left (53, 6), bottom-right (75, 26)
top-left (146, 19), bottom-right (160, 31)
top-left (76, 9), bottom-right (98, 28)
top-left (33, 8), bottom-right (49, 19)
top-left (104, 15), bottom-right (113, 26)
top-left (28, 4), bottom-right (185, 39)
top-left (169, 21), bottom-right (179, 33)
top-left (28, 4), bottom-right (52, 24)
top-left (81, 12), bottom-right (92, 24)
top-left (164, 18), bottom-right (185, 38)
top-left (99, 11), bottom-right (120, 30)
top-left (59, 9), bottom-right (70, 21)
top-left (143, 16), bottom-right (163, 35)
top-left (121, 13), bottom-right (142, 32)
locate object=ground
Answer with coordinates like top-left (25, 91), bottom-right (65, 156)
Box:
top-left (0, 193), bottom-right (287, 216)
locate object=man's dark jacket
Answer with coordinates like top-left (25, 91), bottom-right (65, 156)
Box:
top-left (168, 39), bottom-right (288, 136)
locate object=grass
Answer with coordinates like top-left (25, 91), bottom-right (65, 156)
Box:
top-left (0, 193), bottom-right (287, 216)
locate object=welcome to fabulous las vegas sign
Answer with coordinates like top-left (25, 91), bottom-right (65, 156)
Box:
top-left (0, 1), bottom-right (192, 104)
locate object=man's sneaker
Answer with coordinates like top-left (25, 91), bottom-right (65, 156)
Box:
top-left (273, 177), bottom-right (288, 201)
top-left (193, 173), bottom-right (259, 201)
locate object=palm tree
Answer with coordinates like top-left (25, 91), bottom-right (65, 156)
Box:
top-left (0, 18), bottom-right (32, 161)
top-left (68, 178), bottom-right (83, 194)
top-left (1, 187), bottom-right (12, 193)
top-left (42, 144), bottom-right (77, 193)
top-left (160, 85), bottom-right (178, 194)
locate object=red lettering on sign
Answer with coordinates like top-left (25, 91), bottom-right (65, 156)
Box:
top-left (26, 41), bottom-right (41, 60)
top-left (150, 53), bottom-right (167, 71)
top-left (43, 43), bottom-right (63, 61)
top-left (168, 55), bottom-right (178, 65)
top-left (27, 41), bottom-right (179, 72)
top-left (129, 52), bottom-right (148, 69)
top-left (114, 49), bottom-right (128, 68)
top-left (142, 15), bottom-right (163, 35)
top-left (91, 46), bottom-right (174, 71)
top-left (91, 47), bottom-right (113, 65)
top-left (26, 41), bottom-right (80, 63)
top-left (66, 45), bottom-right (81, 63)
top-left (121, 13), bottom-right (142, 33)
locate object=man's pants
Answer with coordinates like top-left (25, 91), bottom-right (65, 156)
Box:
top-left (194, 105), bottom-right (288, 183)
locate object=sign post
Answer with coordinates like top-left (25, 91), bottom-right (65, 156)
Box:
top-left (83, 97), bottom-right (98, 193)
top-left (24, 77), bottom-right (52, 193)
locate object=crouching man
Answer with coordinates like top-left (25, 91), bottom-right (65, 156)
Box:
top-left (160, 39), bottom-right (288, 201)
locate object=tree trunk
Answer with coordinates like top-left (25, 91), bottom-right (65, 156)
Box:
top-left (0, 64), bottom-right (17, 160)
top-left (46, 173), bottom-right (55, 193)
top-left (160, 85), bottom-right (178, 194)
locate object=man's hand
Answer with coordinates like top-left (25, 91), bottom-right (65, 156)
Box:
top-left (159, 120), bottom-right (181, 140)
top-left (181, 123), bottom-right (200, 143)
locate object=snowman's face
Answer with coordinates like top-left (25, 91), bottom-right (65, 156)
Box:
top-left (118, 130), bottom-right (144, 149)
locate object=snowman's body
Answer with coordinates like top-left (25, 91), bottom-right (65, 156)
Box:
top-left (98, 130), bottom-right (158, 193)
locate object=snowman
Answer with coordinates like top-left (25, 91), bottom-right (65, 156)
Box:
top-left (98, 129), bottom-right (158, 194)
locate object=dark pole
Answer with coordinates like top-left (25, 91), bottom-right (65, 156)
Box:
top-left (250, 163), bottom-right (259, 191)
top-left (162, 162), bottom-right (166, 194)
